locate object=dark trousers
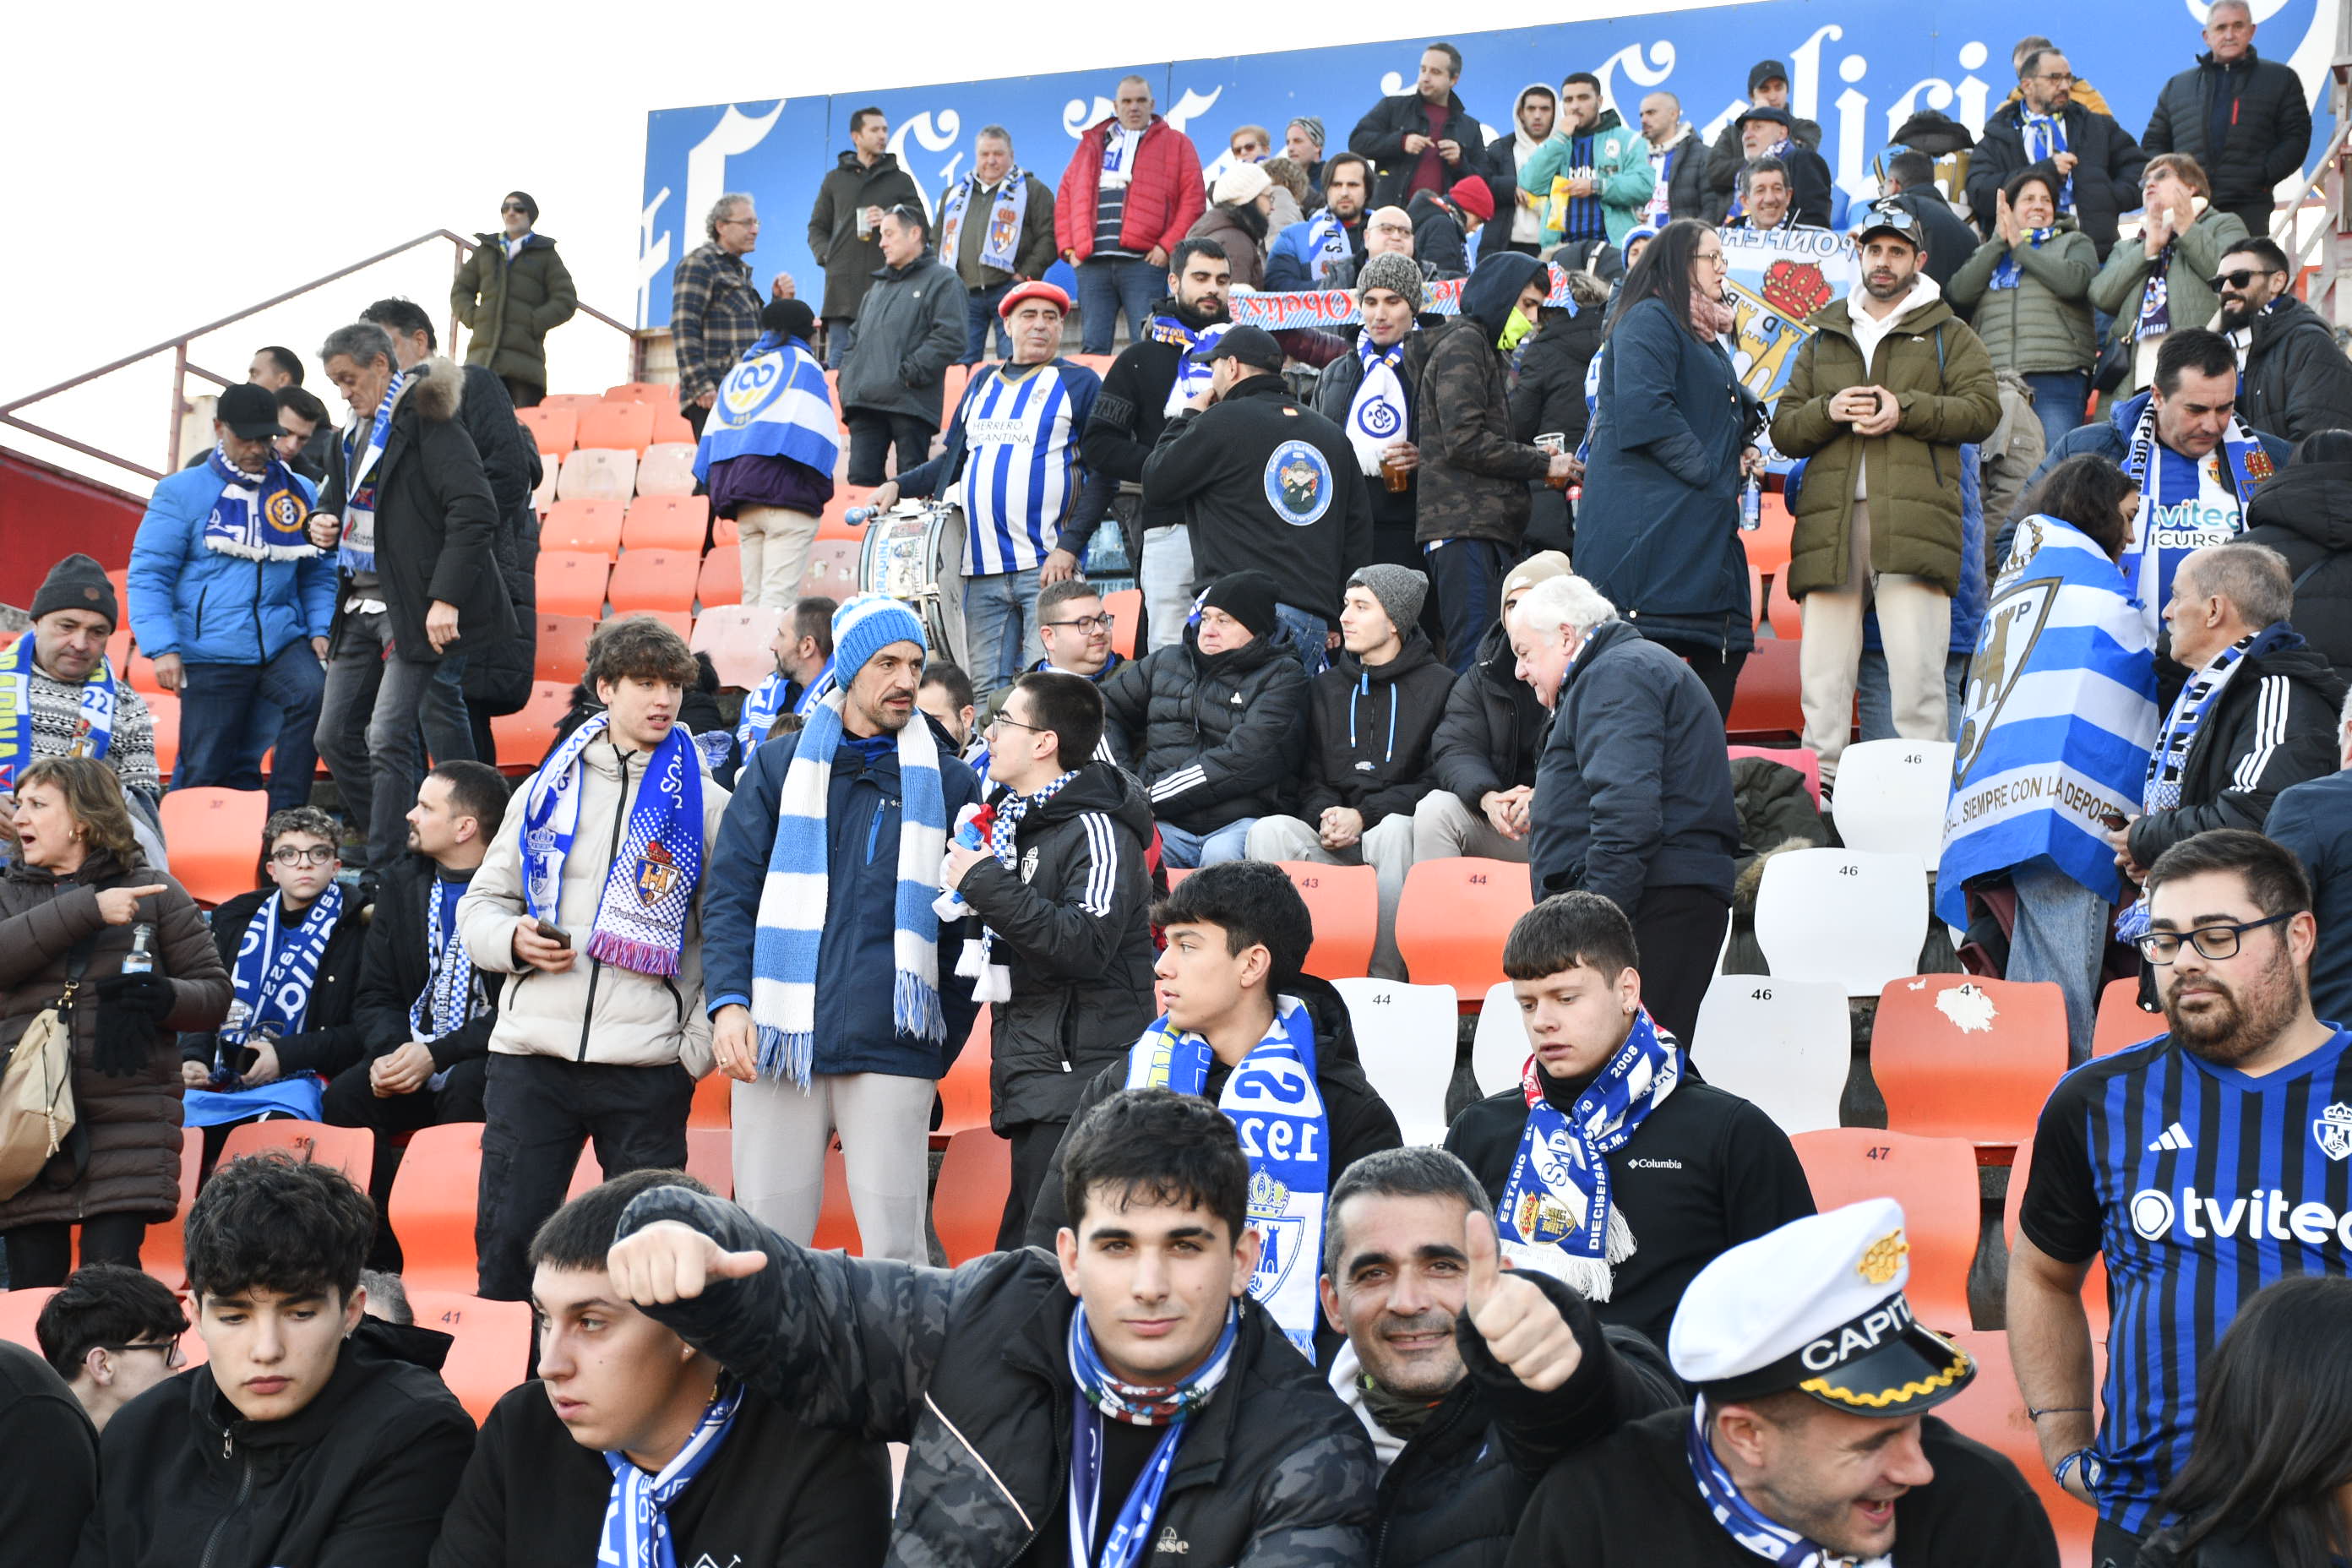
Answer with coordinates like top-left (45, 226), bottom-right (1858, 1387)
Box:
top-left (474, 1054), bottom-right (693, 1300)
top-left (501, 376), bottom-right (543, 410)
top-left (322, 1054), bottom-right (490, 1271)
top-left (2093, 1516), bottom-right (2143, 1568)
top-left (962, 282), bottom-right (1012, 364)
top-left (469, 705), bottom-right (498, 769)
top-left (175, 642), bottom-right (327, 814)
top-left (1633, 884), bottom-right (1732, 1048)
top-left (846, 411), bottom-right (937, 486)
top-left (1428, 538), bottom-right (1517, 676)
top-left (683, 400), bottom-right (710, 438)
top-left (996, 1118), bottom-right (1067, 1252)
top-left (3, 1213), bottom-right (146, 1288)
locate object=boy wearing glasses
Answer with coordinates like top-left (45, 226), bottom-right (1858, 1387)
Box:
top-left (35, 1265), bottom-right (188, 1435)
top-left (179, 806), bottom-right (370, 1124)
top-left (2011, 828), bottom-right (2352, 1565)
top-left (941, 670), bottom-right (1156, 1246)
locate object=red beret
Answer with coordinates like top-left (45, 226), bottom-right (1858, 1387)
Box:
top-left (999, 280), bottom-right (1072, 319)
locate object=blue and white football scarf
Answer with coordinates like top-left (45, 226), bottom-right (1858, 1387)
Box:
top-left (1150, 315), bottom-right (1230, 416)
top-left (597, 1380), bottom-right (744, 1568)
top-left (2021, 109), bottom-right (2074, 210)
top-left (1099, 128), bottom-right (1139, 182)
top-left (337, 368), bottom-right (406, 574)
top-left (2120, 393), bottom-right (2269, 640)
top-left (411, 876), bottom-right (487, 1043)
top-left (0, 629), bottom-right (113, 792)
top-left (2134, 245), bottom-right (2176, 341)
top-left (1300, 212), bottom-right (1353, 285)
top-left (202, 445), bottom-right (313, 561)
top-left (221, 884), bottom-right (346, 1046)
top-left (520, 714), bottom-right (705, 977)
top-left (956, 770), bottom-right (1080, 997)
top-left (2115, 628), bottom-right (2270, 946)
top-left (940, 169), bottom-right (1030, 275)
top-left (692, 332), bottom-right (841, 484)
top-left (1491, 1007), bottom-right (1679, 1302)
top-left (1067, 1303), bottom-right (1237, 1568)
top-left (1124, 996), bottom-right (1327, 1353)
top-left (750, 684), bottom-right (947, 1087)
top-left (1345, 335), bottom-right (1413, 475)
top-left (1687, 1398), bottom-right (1890, 1568)
top-left (1989, 227), bottom-right (2057, 291)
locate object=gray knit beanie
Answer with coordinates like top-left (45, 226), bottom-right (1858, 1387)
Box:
top-left (1355, 251), bottom-right (1425, 311)
top-left (1347, 564), bottom-right (1429, 638)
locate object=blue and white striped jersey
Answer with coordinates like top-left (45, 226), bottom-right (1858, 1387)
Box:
top-left (953, 360), bottom-right (1100, 577)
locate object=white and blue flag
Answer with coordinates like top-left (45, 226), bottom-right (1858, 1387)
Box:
top-left (692, 331), bottom-right (841, 482)
top-left (1937, 514), bottom-right (2159, 929)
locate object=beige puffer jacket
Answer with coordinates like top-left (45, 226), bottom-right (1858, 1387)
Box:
top-left (457, 736), bottom-right (728, 1070)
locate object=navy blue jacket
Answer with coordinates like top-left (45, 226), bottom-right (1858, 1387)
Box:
top-left (1571, 296), bottom-right (1760, 656)
top-left (703, 715), bottom-right (983, 1079)
top-left (2265, 768), bottom-right (2352, 1027)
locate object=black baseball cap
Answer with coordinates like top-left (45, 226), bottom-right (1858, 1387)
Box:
top-left (217, 382), bottom-right (288, 440)
top-left (1203, 325), bottom-right (1284, 373)
top-left (1852, 198), bottom-right (1926, 251)
top-left (1737, 104), bottom-right (1794, 131)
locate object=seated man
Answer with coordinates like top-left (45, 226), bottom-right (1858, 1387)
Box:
top-left (1320, 1147), bottom-right (1680, 1568)
top-left (34, 1264), bottom-right (188, 1435)
top-left (428, 1168), bottom-right (890, 1568)
top-left (1025, 860), bottom-right (1404, 1354)
top-left (0, 1326), bottom-right (96, 1568)
top-left (944, 670), bottom-right (1157, 1247)
top-left (1248, 565), bottom-right (1454, 980)
top-left (1414, 552), bottom-right (1568, 866)
top-left (179, 806), bottom-right (372, 1129)
top-left (1030, 577), bottom-right (1126, 686)
top-left (736, 593), bottom-right (839, 756)
top-left (1099, 569), bottom-right (1309, 867)
top-left (77, 1154), bottom-right (475, 1567)
top-left (607, 1088), bottom-right (1379, 1567)
top-left (1446, 892), bottom-right (1813, 1351)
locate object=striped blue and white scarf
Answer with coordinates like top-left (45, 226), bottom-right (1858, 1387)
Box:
top-left (0, 629), bottom-right (113, 792)
top-left (692, 333), bottom-right (841, 484)
top-left (750, 688), bottom-right (947, 1086)
top-left (1301, 212), bottom-right (1353, 284)
top-left (1493, 1006), bottom-right (1679, 1302)
top-left (939, 168), bottom-right (1030, 275)
top-left (1989, 227), bottom-right (2056, 291)
top-left (597, 1380), bottom-right (744, 1568)
top-left (520, 714), bottom-right (705, 977)
top-left (1067, 1303), bottom-right (1237, 1568)
top-left (734, 658), bottom-right (837, 754)
top-left (410, 876), bottom-right (486, 1043)
top-left (1125, 996), bottom-right (1327, 1353)
top-left (222, 884), bottom-right (346, 1046)
top-left (1149, 315), bottom-right (1230, 416)
top-left (337, 368), bottom-right (406, 574)
top-left (202, 445), bottom-right (314, 561)
top-left (1687, 1397), bottom-right (1889, 1568)
top-left (2022, 109), bottom-right (2073, 210)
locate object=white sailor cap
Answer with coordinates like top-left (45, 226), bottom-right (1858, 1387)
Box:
top-left (1667, 1198), bottom-right (1974, 1416)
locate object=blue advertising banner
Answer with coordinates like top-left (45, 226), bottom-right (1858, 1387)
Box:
top-left (635, 0), bottom-right (2334, 329)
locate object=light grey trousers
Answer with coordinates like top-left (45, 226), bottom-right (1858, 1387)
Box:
top-left (730, 1070), bottom-right (937, 1264)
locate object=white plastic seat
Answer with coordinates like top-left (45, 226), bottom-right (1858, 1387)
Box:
top-left (1471, 982), bottom-right (1527, 1097)
top-left (1753, 849), bottom-right (1930, 997)
top-left (1828, 738), bottom-right (1957, 867)
top-left (634, 442), bottom-right (698, 498)
top-left (1690, 977), bottom-right (1849, 1135)
top-left (1332, 978), bottom-right (1459, 1145)
top-left (555, 447), bottom-right (637, 503)
top-left (690, 603), bottom-right (786, 691)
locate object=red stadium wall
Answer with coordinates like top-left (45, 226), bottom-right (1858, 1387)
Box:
top-left (0, 448), bottom-right (144, 606)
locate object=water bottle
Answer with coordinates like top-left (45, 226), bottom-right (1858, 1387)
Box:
top-left (120, 923), bottom-right (155, 977)
top-left (1740, 474), bottom-right (1762, 531)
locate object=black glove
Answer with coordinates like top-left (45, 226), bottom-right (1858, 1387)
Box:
top-left (92, 972), bottom-right (175, 1080)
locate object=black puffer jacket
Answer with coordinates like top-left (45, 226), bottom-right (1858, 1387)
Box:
top-left (2237, 297), bottom-right (2352, 444)
top-left (2142, 46), bottom-right (2314, 221)
top-left (435, 361), bottom-right (542, 719)
top-left (177, 887), bottom-right (373, 1081)
top-left (1363, 1271), bottom-right (1681, 1568)
top-left (623, 1183), bottom-right (1380, 1568)
top-left (1297, 633), bottom-right (1456, 828)
top-left (1967, 101), bottom-right (2148, 260)
top-left (1511, 307), bottom-right (1606, 453)
top-left (1429, 620), bottom-right (1547, 809)
top-left (351, 854), bottom-right (501, 1070)
top-left (958, 762), bottom-right (1158, 1131)
top-left (2242, 457), bottom-right (2352, 687)
top-left (1100, 623), bottom-right (1311, 834)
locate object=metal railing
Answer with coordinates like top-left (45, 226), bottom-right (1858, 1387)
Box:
top-left (0, 230), bottom-right (637, 484)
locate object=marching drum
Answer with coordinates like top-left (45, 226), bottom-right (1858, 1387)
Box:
top-left (857, 500), bottom-right (968, 669)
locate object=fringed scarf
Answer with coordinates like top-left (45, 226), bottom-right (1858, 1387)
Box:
top-left (520, 715), bottom-right (705, 977)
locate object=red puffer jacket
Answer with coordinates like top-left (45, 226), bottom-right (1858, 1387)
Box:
top-left (1054, 115), bottom-right (1206, 261)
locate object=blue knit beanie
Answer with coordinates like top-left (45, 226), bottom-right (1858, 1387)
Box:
top-left (833, 593), bottom-right (928, 678)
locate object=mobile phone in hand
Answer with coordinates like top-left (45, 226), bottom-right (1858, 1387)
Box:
top-left (535, 918), bottom-right (572, 950)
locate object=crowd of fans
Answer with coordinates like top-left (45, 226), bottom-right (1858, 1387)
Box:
top-left (3, 4), bottom-right (2352, 1564)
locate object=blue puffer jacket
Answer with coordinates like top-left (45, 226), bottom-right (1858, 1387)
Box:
top-left (127, 465), bottom-right (334, 664)
top-left (702, 716), bottom-right (983, 1080)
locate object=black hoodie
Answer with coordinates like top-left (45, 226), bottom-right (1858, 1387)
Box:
top-left (1298, 632), bottom-right (1457, 826)
top-left (2237, 296), bottom-right (2352, 444)
top-left (1417, 253), bottom-right (1553, 547)
top-left (2243, 457), bottom-right (2352, 687)
top-left (959, 760), bottom-right (1162, 1129)
top-left (79, 1316), bottom-right (474, 1568)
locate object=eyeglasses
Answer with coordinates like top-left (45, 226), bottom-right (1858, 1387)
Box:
top-left (2032, 71), bottom-right (2077, 84)
top-left (2204, 269), bottom-right (2278, 292)
top-left (1043, 613), bottom-right (1115, 634)
top-left (1694, 249), bottom-right (1728, 268)
top-left (1370, 222), bottom-right (1413, 236)
top-left (270, 845), bottom-right (339, 868)
top-left (99, 1339), bottom-right (187, 1369)
top-left (2135, 912), bottom-right (2295, 964)
top-left (986, 714), bottom-right (1047, 737)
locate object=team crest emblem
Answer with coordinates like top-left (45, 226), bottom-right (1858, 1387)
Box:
top-left (2314, 1103), bottom-right (2352, 1162)
top-left (1954, 577), bottom-right (2058, 781)
top-left (717, 353), bottom-right (787, 428)
top-left (1264, 439), bottom-right (1334, 525)
top-left (1020, 847), bottom-right (1040, 882)
top-left (2245, 446), bottom-right (2276, 485)
top-left (1247, 1169), bottom-right (1305, 1294)
top-left (1857, 1228), bottom-right (1909, 1286)
top-left (264, 488), bottom-right (308, 537)
top-left (634, 839), bottom-right (681, 904)
top-left (1355, 399), bottom-right (1401, 439)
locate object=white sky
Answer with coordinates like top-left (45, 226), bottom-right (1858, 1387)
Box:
top-left (3, 1), bottom-right (1750, 494)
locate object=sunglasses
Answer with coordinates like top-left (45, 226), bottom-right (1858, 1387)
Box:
top-left (2204, 269), bottom-right (2278, 292)
top-left (500, 203), bottom-right (530, 214)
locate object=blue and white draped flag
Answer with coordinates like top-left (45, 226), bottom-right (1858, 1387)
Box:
top-left (693, 332), bottom-right (841, 482)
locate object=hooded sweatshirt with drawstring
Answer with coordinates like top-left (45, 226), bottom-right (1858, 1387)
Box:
top-left (1295, 630), bottom-right (1458, 827)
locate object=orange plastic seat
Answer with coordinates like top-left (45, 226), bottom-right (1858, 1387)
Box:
top-left (621, 494), bottom-right (710, 553)
top-left (142, 1128), bottom-right (204, 1288)
top-left (606, 549), bottom-right (698, 616)
top-left (384, 1124), bottom-right (485, 1293)
top-left (603, 381), bottom-right (672, 405)
top-left (801, 539), bottom-right (863, 597)
top-left (934, 1006), bottom-right (993, 1145)
top-left (689, 1068), bottom-right (732, 1129)
top-left (696, 547), bottom-right (743, 610)
top-left (651, 408), bottom-right (697, 446)
top-left (2093, 977), bottom-right (2163, 1058)
top-left (939, 363), bottom-right (970, 416)
top-left (158, 787), bottom-right (268, 906)
top-left (813, 1144), bottom-right (861, 1253)
top-left (532, 614), bottom-right (597, 688)
top-left (1102, 588), bottom-right (1141, 659)
top-left (535, 551), bottom-right (612, 618)
top-left (2004, 1134), bottom-right (2111, 1339)
top-left (1271, 862), bottom-right (1377, 980)
top-left (0, 1288), bottom-right (58, 1351)
top-left (406, 1290), bottom-right (533, 1423)
top-left (690, 602), bottom-right (783, 690)
top-left (539, 394), bottom-right (602, 416)
top-left (515, 406), bottom-right (576, 458)
top-left (219, 1119), bottom-right (375, 1182)
top-left (575, 400), bottom-right (656, 455)
top-left (1728, 637), bottom-right (1804, 739)
top-left (556, 448), bottom-right (637, 504)
top-left (1872, 975), bottom-right (2069, 1148)
top-left (1940, 1331), bottom-right (2100, 1568)
top-left (1725, 743), bottom-right (1822, 808)
top-left (817, 484), bottom-right (879, 542)
top-left (934, 1129), bottom-right (1013, 1265)
top-left (1394, 858), bottom-right (1534, 1003)
top-left (1071, 353), bottom-right (1115, 377)
top-left (1765, 574), bottom-right (1804, 639)
top-left (490, 681), bottom-right (574, 775)
top-left (144, 692), bottom-right (180, 782)
top-left (540, 498), bottom-right (623, 557)
top-left (685, 1126), bottom-right (735, 1196)
top-left (1790, 1128), bottom-right (1979, 1332)
top-left (627, 608), bottom-right (694, 640)
top-left (635, 442), bottom-right (698, 496)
